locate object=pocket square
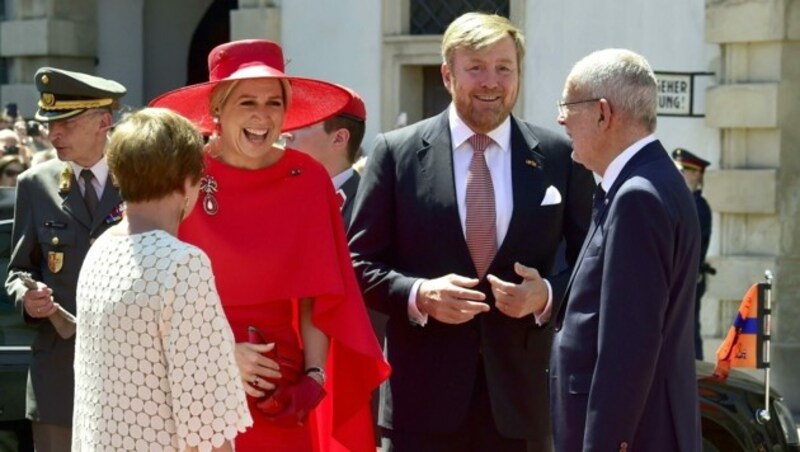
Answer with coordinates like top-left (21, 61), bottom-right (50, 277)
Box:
top-left (541, 185), bottom-right (562, 206)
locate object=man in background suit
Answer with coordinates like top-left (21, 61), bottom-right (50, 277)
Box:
top-left (550, 48), bottom-right (702, 452)
top-left (286, 85), bottom-right (387, 445)
top-left (5, 67), bottom-right (125, 452)
top-left (348, 12), bottom-right (594, 451)
top-left (287, 84), bottom-right (366, 227)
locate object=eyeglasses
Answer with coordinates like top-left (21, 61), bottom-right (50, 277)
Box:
top-left (557, 98), bottom-right (602, 117)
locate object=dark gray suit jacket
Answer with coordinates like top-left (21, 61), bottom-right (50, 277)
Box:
top-left (5, 159), bottom-right (121, 426)
top-left (348, 111), bottom-right (594, 444)
top-left (551, 140), bottom-right (702, 451)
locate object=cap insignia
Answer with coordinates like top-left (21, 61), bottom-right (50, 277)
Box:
top-left (42, 93), bottom-right (55, 107)
top-left (41, 74), bottom-right (49, 85)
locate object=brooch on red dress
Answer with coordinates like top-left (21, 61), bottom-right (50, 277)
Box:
top-left (200, 175), bottom-right (219, 215)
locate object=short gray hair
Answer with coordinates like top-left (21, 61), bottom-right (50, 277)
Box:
top-left (567, 48), bottom-right (657, 132)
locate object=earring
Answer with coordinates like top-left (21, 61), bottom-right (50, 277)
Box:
top-left (274, 135), bottom-right (287, 150)
top-left (206, 116), bottom-right (223, 157)
top-left (212, 116), bottom-right (222, 138)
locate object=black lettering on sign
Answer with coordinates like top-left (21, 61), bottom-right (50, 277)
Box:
top-left (659, 96), bottom-right (682, 109)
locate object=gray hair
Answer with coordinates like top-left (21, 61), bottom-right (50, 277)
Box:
top-left (567, 48), bottom-right (657, 132)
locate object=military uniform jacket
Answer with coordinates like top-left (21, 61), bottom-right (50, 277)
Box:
top-left (5, 158), bottom-right (122, 426)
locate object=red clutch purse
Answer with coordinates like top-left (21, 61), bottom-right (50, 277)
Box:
top-left (247, 326), bottom-right (303, 393)
top-left (247, 326), bottom-right (326, 423)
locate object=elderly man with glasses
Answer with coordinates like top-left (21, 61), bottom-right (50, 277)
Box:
top-left (550, 48), bottom-right (702, 452)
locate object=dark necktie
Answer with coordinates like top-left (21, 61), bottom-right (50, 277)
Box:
top-left (465, 134), bottom-right (497, 278)
top-left (593, 183), bottom-right (606, 224)
top-left (80, 169), bottom-right (99, 219)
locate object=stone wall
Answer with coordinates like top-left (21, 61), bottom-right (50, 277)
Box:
top-left (705, 0), bottom-right (800, 412)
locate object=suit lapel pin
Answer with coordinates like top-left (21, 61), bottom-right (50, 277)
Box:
top-left (525, 159), bottom-right (539, 168)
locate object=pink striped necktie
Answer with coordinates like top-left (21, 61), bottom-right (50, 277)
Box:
top-left (466, 133), bottom-right (497, 278)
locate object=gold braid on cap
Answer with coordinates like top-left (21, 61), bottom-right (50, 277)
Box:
top-left (39, 96), bottom-right (114, 110)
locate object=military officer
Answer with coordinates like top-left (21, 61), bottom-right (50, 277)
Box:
top-left (673, 147), bottom-right (714, 360)
top-left (5, 67), bottom-right (125, 452)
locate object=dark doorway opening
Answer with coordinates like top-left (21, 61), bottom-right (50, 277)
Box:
top-left (187, 0), bottom-right (238, 85)
top-left (422, 65), bottom-right (450, 119)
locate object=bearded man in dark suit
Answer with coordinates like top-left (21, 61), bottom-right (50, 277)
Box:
top-left (348, 12), bottom-right (594, 451)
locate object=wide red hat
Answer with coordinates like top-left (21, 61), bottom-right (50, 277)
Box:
top-left (149, 39), bottom-right (350, 134)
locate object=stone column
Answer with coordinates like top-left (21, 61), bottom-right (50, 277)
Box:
top-left (231, 0), bottom-right (281, 42)
top-left (704, 0), bottom-right (800, 412)
top-left (0, 0), bottom-right (99, 118)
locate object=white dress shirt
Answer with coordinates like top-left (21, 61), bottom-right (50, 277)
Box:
top-left (332, 167), bottom-right (355, 191)
top-left (408, 105), bottom-right (552, 325)
top-left (599, 134), bottom-right (656, 191)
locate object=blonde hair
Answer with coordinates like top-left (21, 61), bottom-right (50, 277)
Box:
top-left (107, 108), bottom-right (204, 202)
top-left (441, 12), bottom-right (525, 70)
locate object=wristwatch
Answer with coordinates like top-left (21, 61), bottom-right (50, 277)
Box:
top-left (305, 366), bottom-right (326, 385)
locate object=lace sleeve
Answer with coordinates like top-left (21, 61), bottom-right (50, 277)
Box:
top-left (161, 247), bottom-right (253, 451)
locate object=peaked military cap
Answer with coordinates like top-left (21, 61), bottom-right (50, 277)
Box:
top-left (672, 147), bottom-right (710, 172)
top-left (34, 67), bottom-right (126, 122)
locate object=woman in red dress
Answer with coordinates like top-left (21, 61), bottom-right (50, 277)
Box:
top-left (151, 39), bottom-right (389, 452)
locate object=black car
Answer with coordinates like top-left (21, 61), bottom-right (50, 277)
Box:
top-left (0, 217), bottom-right (35, 451)
top-left (1, 216), bottom-right (799, 451)
top-left (697, 360), bottom-right (799, 451)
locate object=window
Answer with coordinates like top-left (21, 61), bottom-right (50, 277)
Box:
top-left (410, 0), bottom-right (510, 35)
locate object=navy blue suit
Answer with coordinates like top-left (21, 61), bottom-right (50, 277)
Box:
top-left (550, 140), bottom-right (702, 451)
top-left (349, 111), bottom-right (594, 448)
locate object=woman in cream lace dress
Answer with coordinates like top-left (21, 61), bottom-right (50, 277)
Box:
top-left (73, 108), bottom-right (252, 451)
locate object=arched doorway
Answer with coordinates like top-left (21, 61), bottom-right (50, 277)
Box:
top-left (187, 0), bottom-right (238, 85)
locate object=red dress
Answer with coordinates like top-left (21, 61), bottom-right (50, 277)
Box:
top-left (179, 149), bottom-right (390, 451)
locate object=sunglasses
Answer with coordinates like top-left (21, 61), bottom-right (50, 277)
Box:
top-left (3, 168), bottom-right (22, 177)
